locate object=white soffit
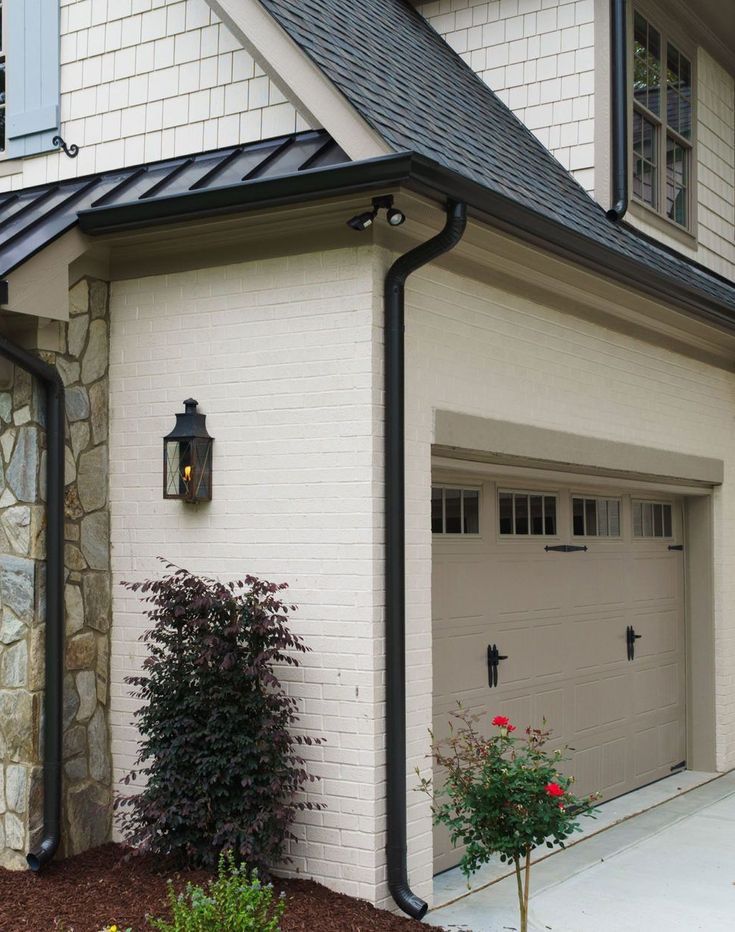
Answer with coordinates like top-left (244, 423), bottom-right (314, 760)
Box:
top-left (205, 0), bottom-right (392, 161)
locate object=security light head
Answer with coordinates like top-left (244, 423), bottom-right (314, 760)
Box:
top-left (347, 195), bottom-right (407, 231)
top-left (386, 207), bottom-right (406, 226)
top-left (347, 210), bottom-right (377, 231)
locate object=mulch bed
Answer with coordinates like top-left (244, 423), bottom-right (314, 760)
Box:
top-left (0, 843), bottom-right (442, 931)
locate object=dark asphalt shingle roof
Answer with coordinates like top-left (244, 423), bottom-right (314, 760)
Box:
top-left (259, 0), bottom-right (735, 314)
top-left (0, 130), bottom-right (348, 279)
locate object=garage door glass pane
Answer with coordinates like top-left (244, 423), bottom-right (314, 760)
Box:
top-left (608, 500), bottom-right (620, 536)
top-left (432, 487), bottom-right (443, 534)
top-left (445, 489), bottom-right (461, 534)
top-left (515, 495), bottom-right (529, 535)
top-left (573, 497), bottom-right (584, 535)
top-left (585, 499), bottom-right (597, 536)
top-left (463, 490), bottom-right (479, 534)
top-left (499, 493), bottom-right (513, 534)
top-left (544, 496), bottom-right (556, 535)
top-left (663, 505), bottom-right (672, 537)
top-left (530, 495), bottom-right (543, 534)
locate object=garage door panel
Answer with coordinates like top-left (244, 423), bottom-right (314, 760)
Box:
top-left (571, 614), bottom-right (628, 670)
top-left (493, 558), bottom-right (566, 613)
top-left (574, 674), bottom-right (630, 733)
top-left (633, 662), bottom-right (680, 714)
top-left (633, 725), bottom-right (660, 778)
top-left (442, 560), bottom-right (492, 617)
top-left (629, 556), bottom-right (680, 603)
top-left (566, 555), bottom-right (627, 608)
top-left (434, 630), bottom-right (491, 705)
top-left (632, 610), bottom-right (680, 656)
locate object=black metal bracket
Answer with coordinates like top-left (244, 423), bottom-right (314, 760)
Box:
top-left (545, 544), bottom-right (588, 552)
top-left (626, 625), bottom-right (642, 661)
top-left (668, 544), bottom-right (684, 551)
top-left (52, 136), bottom-right (79, 159)
top-left (487, 643), bottom-right (508, 688)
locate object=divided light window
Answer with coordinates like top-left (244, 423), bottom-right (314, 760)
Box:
top-left (432, 486), bottom-right (480, 535)
top-left (498, 491), bottom-right (557, 537)
top-left (0, 0), bottom-right (5, 153)
top-left (632, 11), bottom-right (692, 229)
top-left (633, 500), bottom-right (673, 538)
top-left (572, 497), bottom-right (621, 537)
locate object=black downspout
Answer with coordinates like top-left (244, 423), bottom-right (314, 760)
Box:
top-left (385, 200), bottom-right (467, 919)
top-left (0, 334), bottom-right (65, 871)
top-left (607, 0), bottom-right (629, 221)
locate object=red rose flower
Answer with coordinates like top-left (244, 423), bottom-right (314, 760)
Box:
top-left (506, 724), bottom-right (517, 733)
top-left (544, 782), bottom-right (564, 798)
top-left (492, 715), bottom-right (510, 727)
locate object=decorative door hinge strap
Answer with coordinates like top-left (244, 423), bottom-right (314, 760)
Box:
top-left (668, 544), bottom-right (684, 551)
top-left (544, 544), bottom-right (588, 552)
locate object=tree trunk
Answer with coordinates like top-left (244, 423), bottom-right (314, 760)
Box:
top-left (513, 855), bottom-right (527, 932)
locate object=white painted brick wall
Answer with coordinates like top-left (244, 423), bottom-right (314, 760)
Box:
top-left (418, 0), bottom-right (596, 193)
top-left (108, 247), bottom-right (386, 902)
top-left (0, 0), bottom-right (313, 192)
top-left (393, 252), bottom-right (735, 906)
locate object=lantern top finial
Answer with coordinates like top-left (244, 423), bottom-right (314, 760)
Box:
top-left (183, 398), bottom-right (198, 413)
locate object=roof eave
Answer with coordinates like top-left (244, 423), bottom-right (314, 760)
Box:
top-left (75, 151), bottom-right (735, 335)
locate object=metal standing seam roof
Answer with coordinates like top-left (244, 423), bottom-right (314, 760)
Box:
top-left (0, 129), bottom-right (349, 279)
top-left (257, 0), bottom-right (735, 315)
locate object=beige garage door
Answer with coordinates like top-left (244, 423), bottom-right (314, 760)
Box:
top-left (432, 478), bottom-right (686, 874)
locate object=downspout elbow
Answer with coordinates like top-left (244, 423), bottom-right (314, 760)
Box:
top-left (607, 0), bottom-right (628, 221)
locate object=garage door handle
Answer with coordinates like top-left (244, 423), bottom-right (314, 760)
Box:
top-left (487, 643), bottom-right (508, 688)
top-left (626, 625), bottom-right (642, 661)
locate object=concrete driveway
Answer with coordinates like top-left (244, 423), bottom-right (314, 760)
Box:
top-left (426, 770), bottom-right (735, 932)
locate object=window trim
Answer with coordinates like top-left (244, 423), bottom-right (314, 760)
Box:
top-left (497, 488), bottom-right (559, 540)
top-left (432, 484), bottom-right (481, 537)
top-left (628, 3), bottom-right (698, 237)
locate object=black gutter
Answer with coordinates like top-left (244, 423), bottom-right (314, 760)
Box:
top-left (0, 334), bottom-right (65, 871)
top-left (384, 200), bottom-right (467, 919)
top-left (607, 0), bottom-right (629, 221)
top-left (77, 152), bottom-right (735, 332)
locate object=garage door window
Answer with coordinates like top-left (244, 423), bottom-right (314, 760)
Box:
top-left (432, 486), bottom-right (480, 535)
top-left (498, 491), bottom-right (557, 536)
top-left (633, 500), bottom-right (672, 538)
top-left (572, 497), bottom-right (621, 537)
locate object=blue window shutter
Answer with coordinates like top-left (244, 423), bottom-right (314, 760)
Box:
top-left (6, 0), bottom-right (60, 158)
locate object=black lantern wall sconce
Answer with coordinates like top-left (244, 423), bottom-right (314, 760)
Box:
top-left (163, 399), bottom-right (214, 503)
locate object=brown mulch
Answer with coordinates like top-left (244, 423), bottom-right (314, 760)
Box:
top-left (0, 844), bottom-right (442, 931)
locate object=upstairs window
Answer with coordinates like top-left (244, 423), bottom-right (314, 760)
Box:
top-left (632, 11), bottom-right (693, 229)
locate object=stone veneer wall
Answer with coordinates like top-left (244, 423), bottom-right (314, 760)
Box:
top-left (0, 278), bottom-right (113, 868)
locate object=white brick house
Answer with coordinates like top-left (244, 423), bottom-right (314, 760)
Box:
top-left (0, 0), bottom-right (734, 920)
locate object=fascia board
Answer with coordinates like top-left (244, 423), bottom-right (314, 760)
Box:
top-left (76, 151), bottom-right (735, 336)
top-left (205, 0), bottom-right (391, 162)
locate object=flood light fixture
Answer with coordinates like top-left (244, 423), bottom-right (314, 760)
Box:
top-left (347, 195), bottom-right (406, 231)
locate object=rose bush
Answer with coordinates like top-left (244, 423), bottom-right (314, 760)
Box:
top-left (418, 708), bottom-right (599, 932)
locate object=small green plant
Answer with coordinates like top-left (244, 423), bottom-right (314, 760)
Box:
top-left (418, 709), bottom-right (599, 932)
top-left (149, 851), bottom-right (286, 932)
